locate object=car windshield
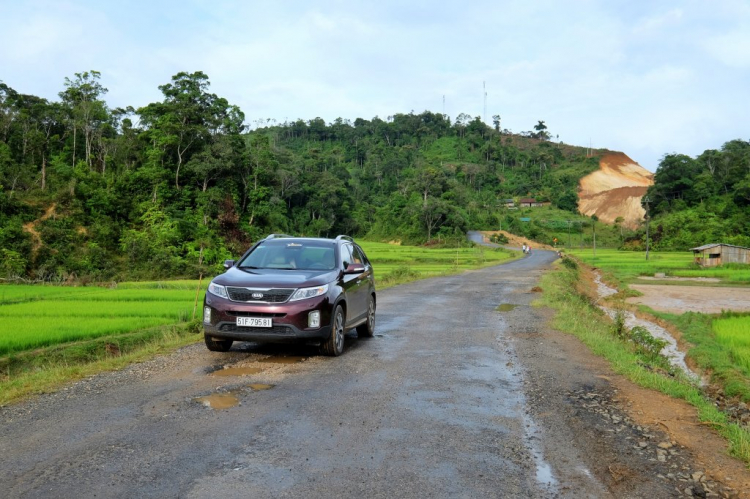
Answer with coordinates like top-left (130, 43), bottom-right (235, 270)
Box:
top-left (238, 241), bottom-right (336, 271)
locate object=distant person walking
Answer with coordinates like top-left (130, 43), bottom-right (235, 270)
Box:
top-left (522, 243), bottom-right (527, 254)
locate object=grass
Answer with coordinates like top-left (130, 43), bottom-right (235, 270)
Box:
top-left (360, 241), bottom-right (518, 287)
top-left (713, 315), bottom-right (750, 376)
top-left (0, 322), bottom-right (199, 406)
top-left (539, 261), bottom-right (750, 464)
top-left (567, 248), bottom-right (695, 282)
top-left (568, 248), bottom-right (750, 284)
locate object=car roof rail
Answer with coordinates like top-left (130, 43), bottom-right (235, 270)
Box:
top-left (264, 233), bottom-right (294, 240)
top-left (335, 235), bottom-right (354, 242)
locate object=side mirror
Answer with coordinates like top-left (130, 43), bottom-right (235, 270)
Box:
top-left (223, 260), bottom-right (235, 269)
top-left (344, 263), bottom-right (366, 274)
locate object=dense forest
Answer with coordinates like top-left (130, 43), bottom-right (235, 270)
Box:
top-left (0, 71), bottom-right (601, 281)
top-left (1, 70), bottom-right (747, 281)
top-left (643, 141), bottom-right (750, 250)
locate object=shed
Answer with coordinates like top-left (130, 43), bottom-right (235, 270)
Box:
top-left (690, 243), bottom-right (750, 267)
top-left (502, 199), bottom-right (515, 208)
top-left (519, 198), bottom-right (536, 208)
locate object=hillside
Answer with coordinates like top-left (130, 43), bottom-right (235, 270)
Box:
top-left (577, 152), bottom-right (653, 229)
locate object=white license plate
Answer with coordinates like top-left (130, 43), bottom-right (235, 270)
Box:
top-left (236, 317), bottom-right (272, 328)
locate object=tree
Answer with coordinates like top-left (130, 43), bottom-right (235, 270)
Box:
top-left (59, 71), bottom-right (109, 169)
top-left (492, 115), bottom-right (501, 132)
top-left (138, 71), bottom-right (242, 189)
top-left (533, 120), bottom-right (550, 141)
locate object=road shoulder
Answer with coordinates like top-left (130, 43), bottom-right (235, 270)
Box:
top-left (511, 299), bottom-right (748, 498)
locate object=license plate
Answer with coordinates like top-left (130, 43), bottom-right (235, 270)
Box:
top-left (236, 317), bottom-right (272, 328)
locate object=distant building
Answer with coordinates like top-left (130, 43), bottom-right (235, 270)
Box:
top-left (691, 244), bottom-right (750, 267)
top-left (518, 198), bottom-right (547, 208)
top-left (502, 199), bottom-right (515, 208)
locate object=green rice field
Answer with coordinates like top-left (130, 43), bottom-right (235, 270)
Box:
top-left (0, 281), bottom-right (202, 355)
top-left (359, 241), bottom-right (515, 277)
top-left (568, 248), bottom-right (750, 283)
top-left (713, 316), bottom-right (750, 375)
top-left (0, 241), bottom-right (514, 356)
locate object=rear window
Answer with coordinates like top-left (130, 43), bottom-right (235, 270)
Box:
top-left (238, 241), bottom-right (336, 270)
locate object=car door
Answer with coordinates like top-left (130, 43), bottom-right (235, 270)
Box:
top-left (340, 243), bottom-right (367, 325)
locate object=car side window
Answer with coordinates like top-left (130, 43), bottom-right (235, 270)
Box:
top-left (351, 245), bottom-right (365, 265)
top-left (341, 244), bottom-right (354, 269)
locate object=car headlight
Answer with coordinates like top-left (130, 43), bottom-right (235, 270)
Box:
top-left (289, 284), bottom-right (329, 301)
top-left (208, 282), bottom-right (228, 299)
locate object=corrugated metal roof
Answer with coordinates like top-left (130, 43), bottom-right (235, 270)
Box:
top-left (690, 243), bottom-right (750, 251)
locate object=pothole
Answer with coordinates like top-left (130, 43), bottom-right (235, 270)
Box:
top-left (211, 366), bottom-right (264, 377)
top-left (496, 303), bottom-right (518, 312)
top-left (248, 383), bottom-right (274, 391)
top-left (256, 356), bottom-right (307, 364)
top-left (195, 391), bottom-right (241, 410)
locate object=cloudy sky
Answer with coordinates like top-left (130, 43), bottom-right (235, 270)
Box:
top-left (2, 0), bottom-right (748, 171)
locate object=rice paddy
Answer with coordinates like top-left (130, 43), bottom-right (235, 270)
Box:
top-left (0, 281), bottom-right (202, 355)
top-left (359, 241), bottom-right (516, 278)
top-left (567, 248), bottom-right (750, 284)
top-left (567, 249), bottom-right (694, 281)
top-left (713, 316), bottom-right (750, 376)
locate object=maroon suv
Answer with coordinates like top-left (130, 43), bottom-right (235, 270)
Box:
top-left (202, 234), bottom-right (376, 356)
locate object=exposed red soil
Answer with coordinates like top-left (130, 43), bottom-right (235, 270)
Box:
top-left (578, 153), bottom-right (654, 229)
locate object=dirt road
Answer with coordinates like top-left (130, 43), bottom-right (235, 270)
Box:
top-left (0, 252), bottom-right (742, 498)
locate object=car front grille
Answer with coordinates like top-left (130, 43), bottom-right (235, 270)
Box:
top-left (225, 311), bottom-right (286, 318)
top-left (218, 324), bottom-right (293, 335)
top-left (226, 287), bottom-right (294, 303)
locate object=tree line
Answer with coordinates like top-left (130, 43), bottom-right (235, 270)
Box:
top-left (1, 70), bottom-right (600, 281)
top-left (643, 140), bottom-right (750, 250)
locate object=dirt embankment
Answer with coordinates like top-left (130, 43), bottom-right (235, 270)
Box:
top-left (478, 230), bottom-right (554, 250)
top-left (22, 204), bottom-right (57, 255)
top-left (578, 153), bottom-right (654, 229)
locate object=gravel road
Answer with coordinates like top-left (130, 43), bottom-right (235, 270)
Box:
top-left (0, 250), bottom-right (731, 498)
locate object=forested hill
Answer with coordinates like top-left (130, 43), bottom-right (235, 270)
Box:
top-left (2, 70), bottom-right (601, 281)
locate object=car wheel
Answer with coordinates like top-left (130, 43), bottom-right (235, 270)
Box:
top-left (357, 296), bottom-right (375, 338)
top-left (204, 334), bottom-right (233, 352)
top-left (321, 304), bottom-right (345, 356)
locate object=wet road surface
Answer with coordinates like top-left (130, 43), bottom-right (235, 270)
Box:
top-left (2, 251), bottom-right (616, 498)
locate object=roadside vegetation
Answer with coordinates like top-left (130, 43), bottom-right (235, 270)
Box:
top-left (540, 256), bottom-right (750, 464)
top-left (0, 241), bottom-right (516, 405)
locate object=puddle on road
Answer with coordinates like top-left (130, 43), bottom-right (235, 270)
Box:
top-left (248, 383), bottom-right (274, 391)
top-left (211, 366), bottom-right (264, 377)
top-left (496, 303), bottom-right (518, 312)
top-left (195, 391), bottom-right (241, 410)
top-left (256, 356), bottom-right (307, 365)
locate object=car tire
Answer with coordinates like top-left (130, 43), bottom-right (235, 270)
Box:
top-left (357, 296), bottom-right (375, 338)
top-left (204, 334), bottom-right (233, 352)
top-left (321, 304), bottom-right (345, 356)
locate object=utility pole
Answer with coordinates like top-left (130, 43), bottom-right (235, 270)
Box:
top-left (592, 218), bottom-right (597, 257)
top-left (567, 220), bottom-right (572, 248)
top-left (483, 81), bottom-right (487, 124)
top-left (644, 195), bottom-right (651, 261)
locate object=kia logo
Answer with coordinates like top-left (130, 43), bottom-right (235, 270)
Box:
top-left (251, 292), bottom-right (264, 300)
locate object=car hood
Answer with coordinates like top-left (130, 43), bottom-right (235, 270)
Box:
top-left (213, 267), bottom-right (337, 289)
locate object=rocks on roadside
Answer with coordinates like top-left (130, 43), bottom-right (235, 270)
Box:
top-left (568, 388), bottom-right (739, 499)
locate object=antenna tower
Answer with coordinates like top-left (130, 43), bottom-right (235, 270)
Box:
top-left (483, 82), bottom-right (487, 123)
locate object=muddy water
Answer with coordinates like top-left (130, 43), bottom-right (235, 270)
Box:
top-left (496, 303), bottom-right (518, 312)
top-left (593, 273), bottom-right (701, 383)
top-left (248, 384), bottom-right (274, 391)
top-left (195, 392), bottom-right (240, 409)
top-left (211, 366), bottom-right (264, 377)
top-left (256, 356), bottom-right (307, 364)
